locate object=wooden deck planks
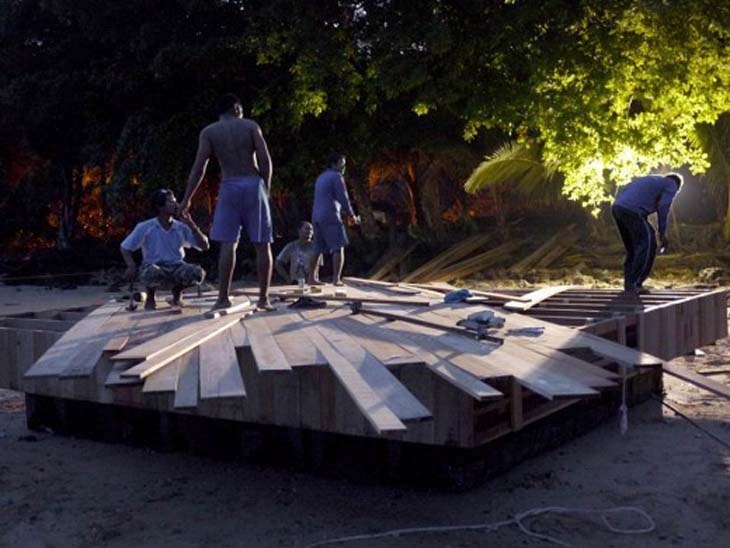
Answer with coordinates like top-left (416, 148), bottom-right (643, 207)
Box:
top-left (261, 312), bottom-right (326, 367)
top-left (120, 314), bottom-right (248, 380)
top-left (199, 329), bottom-right (246, 399)
top-left (360, 311), bottom-right (599, 399)
top-left (342, 316), bottom-right (503, 401)
top-left (420, 302), bottom-right (662, 368)
top-left (173, 350), bottom-right (199, 409)
top-left (244, 314), bottom-right (293, 371)
top-left (503, 285), bottom-right (576, 312)
top-left (307, 328), bottom-right (407, 434)
top-left (113, 314), bottom-right (218, 361)
top-left (24, 302), bottom-right (124, 378)
top-left (314, 321), bottom-right (431, 422)
top-left (142, 356), bottom-right (183, 393)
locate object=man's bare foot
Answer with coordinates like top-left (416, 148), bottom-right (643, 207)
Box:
top-left (170, 299), bottom-right (185, 308)
top-left (256, 299), bottom-right (276, 312)
top-left (333, 280), bottom-right (345, 287)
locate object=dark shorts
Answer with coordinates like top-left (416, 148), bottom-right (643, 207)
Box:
top-left (211, 176), bottom-right (273, 244)
top-left (313, 222), bottom-right (349, 254)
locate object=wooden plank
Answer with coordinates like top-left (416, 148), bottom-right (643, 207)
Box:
top-left (345, 315), bottom-right (503, 400)
top-left (262, 312), bottom-right (325, 367)
top-left (314, 322), bottom-right (431, 422)
top-left (308, 328), bottom-right (407, 434)
top-left (361, 310), bottom-right (600, 399)
top-left (199, 329), bottom-right (246, 399)
top-left (369, 241), bottom-right (418, 280)
top-left (244, 315), bottom-right (292, 371)
top-left (430, 240), bottom-right (525, 282)
top-left (663, 362), bottom-right (730, 400)
top-left (24, 302), bottom-right (123, 378)
top-left (105, 362), bottom-right (143, 387)
top-left (510, 379), bottom-right (524, 430)
top-left (400, 233), bottom-right (491, 282)
top-left (142, 356), bottom-right (183, 393)
top-left (173, 350), bottom-right (199, 408)
top-left (0, 317), bottom-right (75, 332)
top-left (503, 285), bottom-right (576, 312)
top-left (423, 301), bottom-right (661, 368)
top-left (228, 320), bottom-right (247, 347)
top-left (113, 316), bottom-right (215, 361)
top-left (104, 334), bottom-right (130, 353)
top-left (331, 317), bottom-right (423, 366)
top-left (120, 314), bottom-right (247, 380)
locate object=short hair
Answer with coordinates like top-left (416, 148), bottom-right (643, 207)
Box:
top-left (151, 188), bottom-right (174, 211)
top-left (299, 221), bottom-right (313, 231)
top-left (326, 153), bottom-right (345, 168)
top-left (665, 172), bottom-right (683, 189)
top-left (216, 93), bottom-right (242, 116)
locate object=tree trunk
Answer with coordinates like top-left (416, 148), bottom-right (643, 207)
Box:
top-left (346, 171), bottom-right (378, 240)
top-left (57, 163), bottom-right (80, 250)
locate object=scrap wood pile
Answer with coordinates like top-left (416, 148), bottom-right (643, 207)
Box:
top-left (14, 279), bottom-right (671, 447)
top-left (399, 224), bottom-right (581, 283)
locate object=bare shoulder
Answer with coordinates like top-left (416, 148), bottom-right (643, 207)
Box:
top-left (240, 118), bottom-right (262, 133)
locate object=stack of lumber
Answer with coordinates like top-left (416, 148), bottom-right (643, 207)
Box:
top-left (368, 241), bottom-right (419, 281)
top-left (508, 224), bottom-right (579, 273)
top-left (401, 234), bottom-right (526, 283)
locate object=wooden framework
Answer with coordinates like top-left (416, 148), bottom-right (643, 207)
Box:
top-left (1, 282), bottom-right (726, 457)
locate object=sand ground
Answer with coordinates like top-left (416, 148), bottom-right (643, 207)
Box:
top-left (0, 285), bottom-right (728, 547)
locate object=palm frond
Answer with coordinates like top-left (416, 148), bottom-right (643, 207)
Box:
top-left (464, 141), bottom-right (563, 202)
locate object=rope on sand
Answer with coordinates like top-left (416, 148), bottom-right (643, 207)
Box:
top-left (304, 505), bottom-right (656, 547)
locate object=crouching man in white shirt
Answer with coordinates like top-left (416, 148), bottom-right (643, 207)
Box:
top-left (120, 188), bottom-right (209, 309)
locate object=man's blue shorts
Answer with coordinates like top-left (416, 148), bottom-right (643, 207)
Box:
top-left (211, 176), bottom-right (273, 244)
top-left (313, 222), bottom-right (349, 254)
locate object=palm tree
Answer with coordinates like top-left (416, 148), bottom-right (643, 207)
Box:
top-left (464, 140), bottom-right (563, 203)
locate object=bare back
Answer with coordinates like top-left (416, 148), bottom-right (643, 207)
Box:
top-left (203, 117), bottom-right (263, 179)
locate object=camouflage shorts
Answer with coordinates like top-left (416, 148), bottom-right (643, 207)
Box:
top-left (139, 262), bottom-right (205, 288)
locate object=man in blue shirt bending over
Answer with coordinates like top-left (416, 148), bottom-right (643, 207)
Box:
top-left (309, 153), bottom-right (360, 286)
top-left (612, 173), bottom-right (682, 294)
top-left (121, 188), bottom-right (209, 309)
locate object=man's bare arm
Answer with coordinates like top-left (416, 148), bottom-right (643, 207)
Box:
top-left (252, 124), bottom-right (272, 193)
top-left (180, 130), bottom-right (212, 213)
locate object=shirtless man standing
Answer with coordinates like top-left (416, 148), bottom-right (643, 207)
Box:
top-left (179, 93), bottom-right (274, 311)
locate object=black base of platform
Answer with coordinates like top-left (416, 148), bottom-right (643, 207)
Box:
top-left (25, 380), bottom-right (660, 490)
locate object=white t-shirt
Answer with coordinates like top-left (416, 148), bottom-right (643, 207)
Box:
top-left (121, 218), bottom-right (199, 265)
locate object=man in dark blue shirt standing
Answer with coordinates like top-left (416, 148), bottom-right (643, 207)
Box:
top-left (309, 153), bottom-right (360, 286)
top-left (612, 173), bottom-right (683, 294)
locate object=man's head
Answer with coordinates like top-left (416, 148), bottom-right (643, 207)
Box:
top-left (216, 93), bottom-right (243, 118)
top-left (151, 188), bottom-right (178, 216)
top-left (298, 221), bottom-right (314, 242)
top-left (326, 153), bottom-right (346, 173)
top-left (665, 172), bottom-right (683, 191)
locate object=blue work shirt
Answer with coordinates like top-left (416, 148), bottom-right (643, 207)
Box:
top-left (121, 218), bottom-right (199, 265)
top-left (614, 175), bottom-right (679, 236)
top-left (312, 168), bottom-right (356, 224)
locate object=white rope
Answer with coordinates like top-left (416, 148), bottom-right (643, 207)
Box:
top-left (303, 505), bottom-right (655, 547)
top-left (619, 363), bottom-right (629, 435)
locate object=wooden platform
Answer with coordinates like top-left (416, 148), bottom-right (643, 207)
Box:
top-left (0, 282), bottom-right (726, 485)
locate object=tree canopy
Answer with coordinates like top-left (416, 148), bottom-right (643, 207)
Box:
top-left (2, 0), bottom-right (730, 248)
